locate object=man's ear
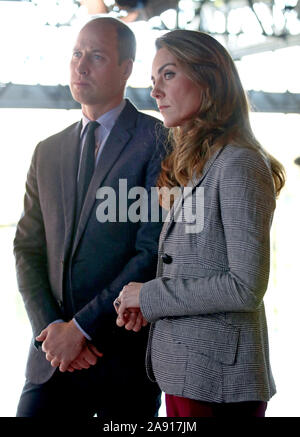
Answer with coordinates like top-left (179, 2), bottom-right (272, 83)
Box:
top-left (122, 59), bottom-right (133, 81)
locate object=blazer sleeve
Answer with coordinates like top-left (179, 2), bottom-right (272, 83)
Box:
top-left (74, 133), bottom-right (165, 339)
top-left (13, 144), bottom-right (63, 338)
top-left (140, 147), bottom-right (276, 322)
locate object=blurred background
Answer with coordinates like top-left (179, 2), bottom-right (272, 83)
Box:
top-left (0, 0), bottom-right (299, 417)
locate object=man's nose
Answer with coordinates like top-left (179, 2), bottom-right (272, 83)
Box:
top-left (76, 57), bottom-right (89, 75)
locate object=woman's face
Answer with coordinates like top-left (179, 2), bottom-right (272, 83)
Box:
top-left (151, 47), bottom-right (202, 128)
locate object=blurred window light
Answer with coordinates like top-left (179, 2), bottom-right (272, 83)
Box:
top-left (0, 0), bottom-right (299, 96)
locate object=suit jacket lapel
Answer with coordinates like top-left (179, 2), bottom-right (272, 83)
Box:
top-left (61, 121), bottom-right (82, 260)
top-left (72, 100), bottom-right (138, 253)
top-left (159, 145), bottom-right (224, 248)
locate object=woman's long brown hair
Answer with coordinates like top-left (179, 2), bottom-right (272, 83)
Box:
top-left (155, 30), bottom-right (285, 198)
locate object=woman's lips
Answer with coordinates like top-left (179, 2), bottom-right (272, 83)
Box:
top-left (158, 105), bottom-right (170, 111)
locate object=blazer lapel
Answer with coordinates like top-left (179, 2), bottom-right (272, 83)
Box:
top-left (61, 121), bottom-right (82, 260)
top-left (188, 145), bottom-right (224, 190)
top-left (72, 101), bottom-right (138, 253)
top-left (159, 145), bottom-right (224, 248)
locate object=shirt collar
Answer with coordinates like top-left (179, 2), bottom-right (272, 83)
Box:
top-left (81, 100), bottom-right (126, 137)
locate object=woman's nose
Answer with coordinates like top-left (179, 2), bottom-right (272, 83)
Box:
top-left (151, 84), bottom-right (163, 99)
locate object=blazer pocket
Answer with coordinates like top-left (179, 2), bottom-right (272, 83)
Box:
top-left (171, 315), bottom-right (239, 365)
top-left (162, 264), bottom-right (228, 279)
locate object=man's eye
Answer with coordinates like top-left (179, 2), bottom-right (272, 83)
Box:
top-left (73, 52), bottom-right (81, 58)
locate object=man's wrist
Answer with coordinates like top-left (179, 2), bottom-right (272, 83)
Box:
top-left (72, 317), bottom-right (92, 341)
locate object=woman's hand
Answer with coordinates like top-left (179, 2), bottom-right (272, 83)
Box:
top-left (114, 282), bottom-right (148, 332)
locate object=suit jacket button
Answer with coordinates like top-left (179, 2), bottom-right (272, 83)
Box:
top-left (162, 254), bottom-right (172, 264)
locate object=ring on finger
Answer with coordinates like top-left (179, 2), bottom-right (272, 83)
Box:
top-left (114, 298), bottom-right (121, 307)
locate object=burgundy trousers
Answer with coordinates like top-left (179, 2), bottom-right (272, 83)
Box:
top-left (166, 394), bottom-right (267, 417)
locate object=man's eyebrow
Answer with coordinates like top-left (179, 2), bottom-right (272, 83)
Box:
top-left (151, 62), bottom-right (176, 81)
top-left (72, 47), bottom-right (106, 54)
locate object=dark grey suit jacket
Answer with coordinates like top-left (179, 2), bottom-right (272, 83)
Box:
top-left (140, 145), bottom-right (277, 403)
top-left (14, 99), bottom-right (165, 384)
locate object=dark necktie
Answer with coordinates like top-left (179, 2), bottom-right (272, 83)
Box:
top-left (76, 121), bottom-right (99, 221)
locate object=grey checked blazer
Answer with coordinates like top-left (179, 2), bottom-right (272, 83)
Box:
top-left (140, 144), bottom-right (276, 403)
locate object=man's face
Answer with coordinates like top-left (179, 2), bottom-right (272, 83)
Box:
top-left (70, 21), bottom-right (131, 115)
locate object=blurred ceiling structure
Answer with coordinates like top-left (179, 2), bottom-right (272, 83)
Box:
top-left (0, 0), bottom-right (299, 112)
top-left (14, 0), bottom-right (300, 57)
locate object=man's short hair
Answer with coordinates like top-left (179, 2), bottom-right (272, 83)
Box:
top-left (87, 16), bottom-right (136, 64)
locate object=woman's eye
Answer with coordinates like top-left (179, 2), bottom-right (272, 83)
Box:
top-left (164, 71), bottom-right (175, 79)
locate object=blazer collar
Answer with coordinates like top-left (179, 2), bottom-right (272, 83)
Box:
top-left (188, 145), bottom-right (224, 190)
top-left (159, 145), bottom-right (224, 243)
top-left (60, 120), bottom-right (82, 260)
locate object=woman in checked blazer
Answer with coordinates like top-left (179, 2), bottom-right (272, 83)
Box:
top-left (114, 30), bottom-right (285, 417)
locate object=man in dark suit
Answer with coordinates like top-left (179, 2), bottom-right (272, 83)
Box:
top-left (14, 16), bottom-right (163, 417)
